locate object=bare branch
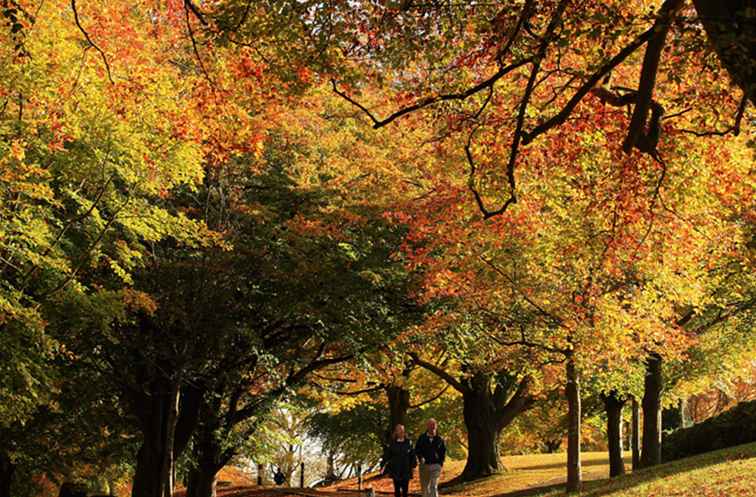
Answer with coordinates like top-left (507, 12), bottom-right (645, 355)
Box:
top-left (465, 127), bottom-right (517, 219)
top-left (679, 93), bottom-right (749, 137)
top-left (184, 0), bottom-right (215, 86)
top-left (184, 0), bottom-right (209, 26)
top-left (467, 0), bottom-right (570, 219)
top-left (479, 256), bottom-right (565, 327)
top-left (489, 323), bottom-right (568, 356)
top-left (331, 57), bottom-right (533, 129)
top-left (494, 0), bottom-right (537, 63)
top-left (71, 0), bottom-right (114, 84)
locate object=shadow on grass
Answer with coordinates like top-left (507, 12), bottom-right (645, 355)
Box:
top-left (508, 456), bottom-right (631, 473)
top-left (484, 443), bottom-right (756, 497)
top-left (437, 456), bottom-right (624, 493)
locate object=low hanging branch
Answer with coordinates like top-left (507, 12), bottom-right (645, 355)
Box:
top-left (407, 352), bottom-right (466, 393)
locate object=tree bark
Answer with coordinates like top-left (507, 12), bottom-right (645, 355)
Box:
top-left (161, 383), bottom-right (180, 497)
top-left (411, 356), bottom-right (533, 484)
top-left (565, 358), bottom-right (582, 493)
top-left (131, 381), bottom-right (202, 497)
top-left (631, 397), bottom-right (641, 470)
top-left (385, 384), bottom-right (410, 444)
top-left (185, 405), bottom-right (236, 497)
top-left (257, 463), bottom-right (266, 486)
top-left (0, 451), bottom-right (14, 497)
top-left (460, 380), bottom-right (502, 481)
top-left (603, 391), bottom-right (625, 477)
top-left (692, 0), bottom-right (756, 104)
top-left (640, 353), bottom-right (663, 468)
top-left (186, 466), bottom-right (218, 497)
top-left (132, 436), bottom-right (166, 497)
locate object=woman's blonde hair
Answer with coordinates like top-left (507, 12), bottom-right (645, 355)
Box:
top-left (393, 424), bottom-right (406, 439)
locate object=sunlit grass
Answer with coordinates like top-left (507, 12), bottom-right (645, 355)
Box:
top-left (442, 452), bottom-right (630, 497)
top-left (229, 443), bottom-right (756, 497)
top-left (533, 442), bottom-right (756, 497)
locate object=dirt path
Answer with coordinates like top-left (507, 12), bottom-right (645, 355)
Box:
top-left (211, 488), bottom-right (378, 497)
top-left (211, 452), bottom-right (623, 497)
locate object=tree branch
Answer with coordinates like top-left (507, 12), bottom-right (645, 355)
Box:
top-left (679, 92), bottom-right (749, 137)
top-left (409, 384), bottom-right (450, 409)
top-left (184, 0), bottom-right (215, 86)
top-left (495, 375), bottom-right (536, 430)
top-left (331, 57), bottom-right (533, 129)
top-left (71, 0), bottom-right (114, 84)
top-left (522, 26), bottom-right (656, 145)
top-left (622, 0), bottom-right (685, 152)
top-left (408, 352), bottom-right (466, 393)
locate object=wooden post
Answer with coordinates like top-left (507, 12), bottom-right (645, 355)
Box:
top-left (300, 462), bottom-right (305, 488)
top-left (357, 463), bottom-right (363, 490)
top-left (257, 463), bottom-right (263, 486)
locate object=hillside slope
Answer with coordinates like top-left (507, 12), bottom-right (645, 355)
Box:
top-left (527, 442), bottom-right (755, 497)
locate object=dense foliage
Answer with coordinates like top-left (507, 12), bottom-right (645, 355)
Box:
top-left (0, 1), bottom-right (753, 496)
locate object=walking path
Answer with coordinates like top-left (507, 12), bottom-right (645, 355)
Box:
top-left (207, 452), bottom-right (625, 497)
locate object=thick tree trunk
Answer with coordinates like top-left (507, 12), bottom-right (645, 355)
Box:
top-left (131, 381), bottom-right (202, 497)
top-left (324, 453), bottom-right (336, 482)
top-left (186, 466), bottom-right (218, 497)
top-left (0, 451), bottom-right (14, 497)
top-left (565, 358), bottom-right (582, 493)
top-left (603, 391), bottom-right (625, 477)
top-left (631, 397), bottom-right (641, 470)
top-left (459, 375), bottom-right (502, 481)
top-left (462, 410), bottom-right (501, 480)
top-left (132, 438), bottom-right (166, 497)
top-left (185, 410), bottom-right (235, 497)
top-left (257, 463), bottom-right (266, 486)
top-left (162, 383), bottom-right (180, 497)
top-left (385, 384), bottom-right (410, 444)
top-left (640, 353), bottom-right (663, 468)
top-left (412, 358), bottom-right (533, 485)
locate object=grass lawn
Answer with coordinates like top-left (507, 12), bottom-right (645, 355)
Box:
top-left (230, 443), bottom-right (756, 497)
top-left (534, 442), bottom-right (756, 497)
top-left (333, 451), bottom-right (631, 495)
top-left (440, 452), bottom-right (630, 497)
top-left (443, 443), bottom-right (756, 497)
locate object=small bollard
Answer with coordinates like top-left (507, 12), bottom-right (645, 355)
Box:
top-left (300, 462), bottom-right (305, 488)
top-left (357, 462), bottom-right (363, 490)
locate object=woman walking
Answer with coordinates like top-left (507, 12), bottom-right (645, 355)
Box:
top-left (382, 424), bottom-right (417, 497)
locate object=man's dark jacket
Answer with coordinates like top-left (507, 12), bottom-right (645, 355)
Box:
top-left (414, 433), bottom-right (446, 465)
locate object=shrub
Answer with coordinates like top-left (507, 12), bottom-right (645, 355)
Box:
top-left (662, 400), bottom-right (756, 461)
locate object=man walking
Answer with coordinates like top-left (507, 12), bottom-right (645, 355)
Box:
top-left (415, 419), bottom-right (446, 497)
